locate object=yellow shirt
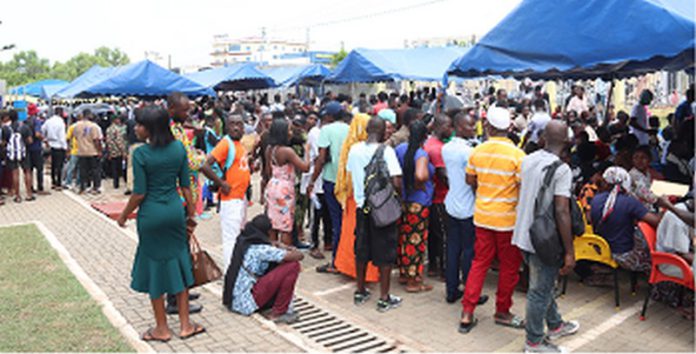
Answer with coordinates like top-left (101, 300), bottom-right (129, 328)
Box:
top-left (466, 137), bottom-right (526, 231)
top-left (66, 124), bottom-right (78, 156)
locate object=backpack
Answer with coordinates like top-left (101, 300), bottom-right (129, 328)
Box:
top-left (6, 124), bottom-right (26, 162)
top-left (363, 144), bottom-right (402, 228)
top-left (529, 160), bottom-right (585, 266)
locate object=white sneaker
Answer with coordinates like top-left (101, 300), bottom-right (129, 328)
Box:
top-left (525, 339), bottom-right (566, 353)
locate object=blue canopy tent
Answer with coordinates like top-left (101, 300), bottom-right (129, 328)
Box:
top-left (261, 65), bottom-right (307, 87)
top-left (447, 0), bottom-right (695, 80)
top-left (186, 63), bottom-right (276, 91)
top-left (10, 79), bottom-right (69, 97)
top-left (54, 65), bottom-right (116, 99)
top-left (286, 64), bottom-right (332, 87)
top-left (326, 47), bottom-right (468, 83)
top-left (77, 60), bottom-right (215, 98)
top-left (41, 83), bottom-right (69, 100)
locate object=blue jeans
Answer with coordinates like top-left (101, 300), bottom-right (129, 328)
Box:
top-left (322, 180), bottom-right (342, 264)
top-left (445, 214), bottom-right (475, 298)
top-left (63, 155), bottom-right (81, 187)
top-left (523, 251), bottom-right (563, 344)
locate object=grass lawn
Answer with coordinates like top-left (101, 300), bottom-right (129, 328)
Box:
top-left (0, 224), bottom-right (132, 352)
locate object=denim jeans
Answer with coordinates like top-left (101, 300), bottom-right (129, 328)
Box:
top-left (445, 214), bottom-right (475, 298)
top-left (63, 155), bottom-right (81, 187)
top-left (322, 180), bottom-right (342, 263)
top-left (523, 251), bottom-right (563, 344)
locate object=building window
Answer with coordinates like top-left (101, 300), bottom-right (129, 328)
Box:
top-left (228, 44), bottom-right (241, 52)
top-left (259, 45), bottom-right (265, 52)
top-left (245, 46), bottom-right (251, 51)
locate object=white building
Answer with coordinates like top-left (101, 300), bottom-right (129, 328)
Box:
top-left (211, 35), bottom-right (309, 67)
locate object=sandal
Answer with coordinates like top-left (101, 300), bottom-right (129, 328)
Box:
top-left (458, 317), bottom-right (478, 334)
top-left (25, 196), bottom-right (36, 202)
top-left (141, 328), bottom-right (171, 343)
top-left (316, 263), bottom-right (338, 274)
top-left (14, 196), bottom-right (22, 203)
top-left (405, 283), bottom-right (434, 293)
top-left (180, 322), bottom-right (206, 340)
top-left (309, 248), bottom-right (325, 260)
top-left (494, 313), bottom-right (525, 329)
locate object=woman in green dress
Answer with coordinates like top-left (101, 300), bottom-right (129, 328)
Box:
top-left (118, 105), bottom-right (205, 342)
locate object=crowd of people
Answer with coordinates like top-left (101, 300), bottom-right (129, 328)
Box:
top-left (1, 82), bottom-right (693, 352)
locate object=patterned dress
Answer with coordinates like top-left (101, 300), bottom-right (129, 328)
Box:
top-left (171, 122), bottom-right (206, 204)
top-left (265, 147), bottom-right (296, 232)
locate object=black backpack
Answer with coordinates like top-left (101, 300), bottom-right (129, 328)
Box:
top-left (529, 160), bottom-right (585, 266)
top-left (363, 145), bottom-right (402, 227)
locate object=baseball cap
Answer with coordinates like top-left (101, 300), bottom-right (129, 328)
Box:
top-left (377, 108), bottom-right (396, 124)
top-left (320, 101), bottom-right (343, 118)
top-left (486, 107), bottom-right (511, 130)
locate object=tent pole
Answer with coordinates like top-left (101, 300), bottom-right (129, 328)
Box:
top-left (603, 77), bottom-right (615, 126)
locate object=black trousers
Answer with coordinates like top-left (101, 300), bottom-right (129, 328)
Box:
top-left (28, 149), bottom-right (44, 191)
top-left (311, 193), bottom-right (333, 249)
top-left (109, 157), bottom-right (126, 189)
top-left (79, 156), bottom-right (101, 192)
top-left (428, 203), bottom-right (448, 273)
top-left (50, 148), bottom-right (66, 188)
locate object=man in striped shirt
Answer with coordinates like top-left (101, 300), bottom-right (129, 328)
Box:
top-left (458, 107), bottom-right (526, 334)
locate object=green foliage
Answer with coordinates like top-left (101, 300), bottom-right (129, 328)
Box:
top-left (1, 47), bottom-right (130, 87)
top-left (330, 48), bottom-right (348, 68)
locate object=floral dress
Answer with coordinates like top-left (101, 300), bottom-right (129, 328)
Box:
top-left (265, 147), bottom-right (296, 232)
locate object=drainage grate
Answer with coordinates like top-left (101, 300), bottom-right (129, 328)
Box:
top-left (289, 297), bottom-right (407, 353)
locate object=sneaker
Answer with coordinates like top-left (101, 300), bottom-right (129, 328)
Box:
top-left (524, 339), bottom-right (564, 353)
top-left (546, 320), bottom-right (580, 341)
top-left (376, 294), bottom-right (402, 312)
top-left (354, 289), bottom-right (371, 306)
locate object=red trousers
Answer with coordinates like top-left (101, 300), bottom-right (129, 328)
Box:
top-left (252, 261), bottom-right (300, 316)
top-left (462, 227), bottom-right (522, 314)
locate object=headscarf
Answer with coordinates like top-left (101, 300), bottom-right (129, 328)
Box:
top-left (222, 214), bottom-right (272, 307)
top-left (600, 166), bottom-right (632, 223)
top-left (335, 113), bottom-right (371, 208)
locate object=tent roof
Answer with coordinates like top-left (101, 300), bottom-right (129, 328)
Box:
top-left (327, 47), bottom-right (468, 83)
top-left (78, 60), bottom-right (215, 98)
top-left (447, 0), bottom-right (695, 80)
top-left (186, 63), bottom-right (276, 91)
top-left (10, 79), bottom-right (69, 97)
top-left (261, 64), bottom-right (332, 87)
top-left (54, 65), bottom-right (116, 99)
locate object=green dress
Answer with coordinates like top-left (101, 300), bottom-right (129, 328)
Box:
top-left (130, 141), bottom-right (195, 299)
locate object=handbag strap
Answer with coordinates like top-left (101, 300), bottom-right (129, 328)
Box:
top-left (189, 233), bottom-right (202, 254)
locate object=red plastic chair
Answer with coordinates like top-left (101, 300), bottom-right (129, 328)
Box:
top-left (637, 222), bottom-right (695, 320)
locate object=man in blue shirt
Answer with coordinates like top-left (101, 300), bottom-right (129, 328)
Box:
top-left (441, 110), bottom-right (488, 305)
top-left (673, 87), bottom-right (694, 132)
top-left (26, 109), bottom-right (49, 195)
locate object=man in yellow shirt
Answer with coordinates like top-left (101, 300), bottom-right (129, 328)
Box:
top-left (63, 117), bottom-right (81, 189)
top-left (459, 107), bottom-right (526, 334)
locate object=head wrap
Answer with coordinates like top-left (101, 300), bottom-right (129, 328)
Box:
top-left (335, 113), bottom-right (371, 208)
top-left (600, 166), bottom-right (632, 223)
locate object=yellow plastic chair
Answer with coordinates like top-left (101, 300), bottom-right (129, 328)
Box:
top-left (577, 200), bottom-right (594, 235)
top-left (562, 233), bottom-right (636, 308)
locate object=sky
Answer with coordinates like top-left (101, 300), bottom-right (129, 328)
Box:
top-left (0, 0), bottom-right (522, 68)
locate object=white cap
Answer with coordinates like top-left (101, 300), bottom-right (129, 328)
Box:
top-left (487, 107), bottom-right (511, 130)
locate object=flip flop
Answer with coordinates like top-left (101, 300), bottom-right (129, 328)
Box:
top-left (315, 263), bottom-right (338, 274)
top-left (180, 322), bottom-right (206, 340)
top-left (405, 283), bottom-right (434, 293)
top-left (141, 328), bottom-right (171, 343)
top-left (25, 196), bottom-right (36, 202)
top-left (458, 317), bottom-right (478, 334)
top-left (14, 197), bottom-right (22, 203)
top-left (494, 314), bottom-right (525, 329)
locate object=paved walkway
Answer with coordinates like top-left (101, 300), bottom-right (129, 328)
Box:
top-left (1, 181), bottom-right (694, 352)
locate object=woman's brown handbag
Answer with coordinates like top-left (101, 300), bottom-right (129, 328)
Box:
top-left (189, 234), bottom-right (223, 287)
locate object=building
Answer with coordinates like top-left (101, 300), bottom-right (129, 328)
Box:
top-left (405, 35), bottom-right (478, 49)
top-left (211, 35), bottom-right (309, 67)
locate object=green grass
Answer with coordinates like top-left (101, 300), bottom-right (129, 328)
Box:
top-left (0, 224), bottom-right (132, 352)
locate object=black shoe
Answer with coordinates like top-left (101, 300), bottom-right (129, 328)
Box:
top-left (446, 289), bottom-right (464, 304)
top-left (166, 303), bottom-right (203, 315)
top-left (124, 190), bottom-right (132, 196)
top-left (477, 294), bottom-right (489, 305)
top-left (189, 292), bottom-right (201, 301)
top-left (294, 242), bottom-right (312, 250)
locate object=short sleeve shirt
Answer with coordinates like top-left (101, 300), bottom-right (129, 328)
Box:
top-left (211, 137), bottom-right (251, 201)
top-left (590, 192), bottom-right (649, 254)
top-left (630, 104), bottom-right (650, 145)
top-left (442, 137), bottom-right (476, 219)
top-left (512, 150), bottom-right (572, 253)
top-left (73, 120), bottom-right (101, 157)
top-left (231, 245), bottom-right (287, 315)
top-left (466, 137), bottom-right (526, 231)
top-left (395, 143), bottom-right (434, 206)
top-left (346, 142), bottom-right (402, 208)
top-left (423, 136), bottom-right (447, 204)
top-left (317, 121), bottom-right (349, 183)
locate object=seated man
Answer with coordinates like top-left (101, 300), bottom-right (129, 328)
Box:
top-left (629, 145), bottom-right (663, 210)
top-left (654, 198), bottom-right (694, 314)
top-left (223, 214), bottom-right (304, 324)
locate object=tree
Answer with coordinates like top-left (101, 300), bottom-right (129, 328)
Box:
top-left (330, 48), bottom-right (348, 68)
top-left (93, 46), bottom-right (130, 66)
top-left (0, 50), bottom-right (51, 86)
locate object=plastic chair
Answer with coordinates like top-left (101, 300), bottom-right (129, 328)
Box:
top-left (562, 233), bottom-right (637, 308)
top-left (637, 222), bottom-right (695, 320)
top-left (577, 200), bottom-right (594, 235)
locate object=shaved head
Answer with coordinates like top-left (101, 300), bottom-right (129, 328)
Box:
top-left (366, 116), bottom-right (386, 141)
top-left (543, 120), bottom-right (568, 148)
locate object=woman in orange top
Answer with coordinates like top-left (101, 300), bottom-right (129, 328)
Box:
top-left (333, 113), bottom-right (380, 282)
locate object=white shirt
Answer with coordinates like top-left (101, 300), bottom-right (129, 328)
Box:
top-left (41, 115), bottom-right (68, 150)
top-left (346, 142), bottom-right (402, 208)
top-left (567, 96), bottom-right (589, 115)
top-left (301, 126), bottom-right (323, 194)
top-left (527, 112), bottom-right (552, 143)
